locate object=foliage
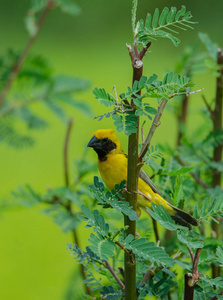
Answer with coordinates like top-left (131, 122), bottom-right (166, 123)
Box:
top-left (1, 1), bottom-right (222, 299)
top-left (94, 72), bottom-right (194, 135)
top-left (0, 1), bottom-right (91, 148)
top-left (119, 234), bottom-right (174, 267)
top-left (134, 5), bottom-right (196, 47)
top-left (89, 176), bottom-right (138, 221)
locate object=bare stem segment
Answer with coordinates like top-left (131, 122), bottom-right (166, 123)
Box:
top-left (184, 248), bottom-right (202, 300)
top-left (211, 48), bottom-right (223, 278)
top-left (125, 42), bottom-right (151, 299)
top-left (139, 97), bottom-right (168, 162)
top-left (63, 119), bottom-right (92, 296)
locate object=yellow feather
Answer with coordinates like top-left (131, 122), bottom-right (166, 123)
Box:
top-left (93, 129), bottom-right (175, 216)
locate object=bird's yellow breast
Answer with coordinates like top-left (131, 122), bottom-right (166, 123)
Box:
top-left (98, 152), bottom-right (174, 214)
top-left (98, 153), bottom-right (128, 190)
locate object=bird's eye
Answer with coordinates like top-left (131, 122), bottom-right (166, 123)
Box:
top-left (102, 138), bottom-right (108, 142)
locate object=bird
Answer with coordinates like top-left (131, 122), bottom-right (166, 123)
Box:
top-left (87, 129), bottom-right (198, 229)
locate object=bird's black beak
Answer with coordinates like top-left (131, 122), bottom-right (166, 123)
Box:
top-left (87, 136), bottom-right (102, 149)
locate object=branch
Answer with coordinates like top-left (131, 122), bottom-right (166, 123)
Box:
top-left (141, 207), bottom-right (160, 243)
top-left (64, 118), bottom-right (73, 187)
top-left (63, 119), bottom-right (92, 296)
top-left (124, 42), bottom-right (151, 300)
top-left (202, 94), bottom-right (214, 119)
top-left (138, 251), bottom-right (181, 287)
top-left (105, 261), bottom-right (125, 291)
top-left (138, 41), bottom-right (152, 60)
top-left (138, 97), bottom-right (168, 162)
top-left (0, 0), bottom-right (55, 108)
top-left (210, 291), bottom-right (223, 300)
top-left (124, 42), bottom-right (142, 300)
top-left (177, 93), bottom-right (189, 146)
top-left (184, 248), bottom-right (202, 300)
top-left (115, 241), bottom-right (130, 254)
top-left (175, 154), bottom-right (211, 189)
top-left (211, 48), bottom-right (223, 278)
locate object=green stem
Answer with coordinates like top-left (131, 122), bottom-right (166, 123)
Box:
top-left (125, 43), bottom-right (151, 300)
top-left (125, 45), bottom-right (141, 300)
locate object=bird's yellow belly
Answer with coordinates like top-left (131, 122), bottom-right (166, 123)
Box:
top-left (98, 154), bottom-right (174, 215)
top-left (98, 154), bottom-right (127, 190)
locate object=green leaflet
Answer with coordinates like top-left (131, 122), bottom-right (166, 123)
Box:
top-left (79, 205), bottom-right (110, 236)
top-left (216, 246), bottom-right (223, 267)
top-left (89, 177), bottom-right (138, 221)
top-left (89, 233), bottom-right (116, 260)
top-left (147, 204), bottom-right (186, 231)
top-left (177, 230), bottom-right (204, 249)
top-left (120, 234), bottom-right (174, 267)
top-left (135, 5), bottom-right (196, 47)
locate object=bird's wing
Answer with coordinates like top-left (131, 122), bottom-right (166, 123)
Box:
top-left (139, 169), bottom-right (161, 195)
top-left (139, 169), bottom-right (199, 228)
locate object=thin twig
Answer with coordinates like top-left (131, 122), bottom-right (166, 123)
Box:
top-left (105, 261), bottom-right (125, 291)
top-left (63, 119), bottom-right (92, 296)
top-left (210, 291), bottom-right (223, 300)
top-left (139, 98), bottom-right (168, 162)
top-left (115, 241), bottom-right (130, 254)
top-left (141, 123), bottom-right (145, 144)
top-left (139, 41), bottom-right (152, 60)
top-left (188, 248), bottom-right (195, 262)
top-left (138, 251), bottom-right (182, 288)
top-left (64, 118), bottom-right (73, 187)
top-left (152, 218), bottom-right (160, 244)
top-left (0, 0), bottom-right (55, 108)
top-left (202, 94), bottom-right (214, 118)
top-left (175, 154), bottom-right (211, 189)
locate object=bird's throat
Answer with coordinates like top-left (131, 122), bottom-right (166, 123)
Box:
top-left (94, 148), bottom-right (107, 161)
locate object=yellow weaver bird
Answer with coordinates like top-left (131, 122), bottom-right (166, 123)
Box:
top-left (87, 129), bottom-right (198, 229)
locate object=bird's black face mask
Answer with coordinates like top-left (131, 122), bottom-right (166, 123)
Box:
top-left (87, 136), bottom-right (117, 161)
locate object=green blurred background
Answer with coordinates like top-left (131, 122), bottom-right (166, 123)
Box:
top-left (0, 0), bottom-right (222, 299)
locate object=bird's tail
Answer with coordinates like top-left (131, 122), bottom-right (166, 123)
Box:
top-left (151, 193), bottom-right (198, 230)
top-left (169, 203), bottom-right (198, 230)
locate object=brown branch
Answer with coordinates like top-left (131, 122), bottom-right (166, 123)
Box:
top-left (177, 94), bottom-right (189, 146)
top-left (139, 41), bottom-right (152, 60)
top-left (124, 42), bottom-right (143, 300)
top-left (188, 248), bottom-right (195, 262)
top-left (139, 97), bottom-right (168, 162)
top-left (0, 0), bottom-right (55, 108)
top-left (124, 42), bottom-right (151, 300)
top-left (184, 248), bottom-right (202, 300)
top-left (211, 48), bottom-right (223, 279)
top-left (115, 241), bottom-right (129, 254)
top-left (138, 251), bottom-right (182, 288)
top-left (105, 261), bottom-right (125, 291)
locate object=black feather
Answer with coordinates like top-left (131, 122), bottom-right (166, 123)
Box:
top-left (169, 203), bottom-right (199, 229)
